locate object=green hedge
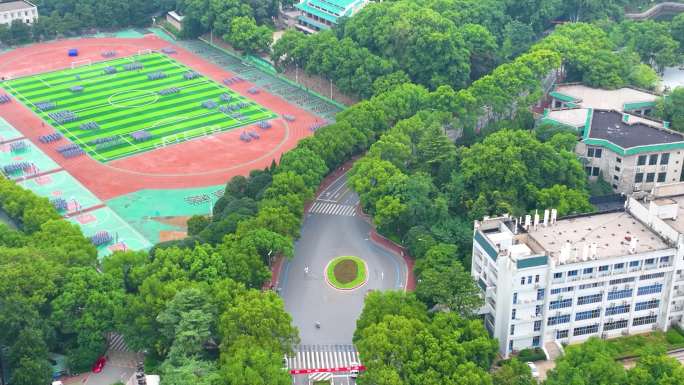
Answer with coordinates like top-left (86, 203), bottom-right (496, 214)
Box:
top-left (517, 348), bottom-right (546, 362)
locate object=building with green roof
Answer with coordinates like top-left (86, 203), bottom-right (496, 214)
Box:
top-left (294, 0), bottom-right (369, 33)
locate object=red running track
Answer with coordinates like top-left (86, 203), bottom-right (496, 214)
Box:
top-left (0, 35), bottom-right (320, 200)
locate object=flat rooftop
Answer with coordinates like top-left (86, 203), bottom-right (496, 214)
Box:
top-left (655, 195), bottom-right (684, 234)
top-left (0, 1), bottom-right (34, 12)
top-left (527, 211), bottom-right (670, 262)
top-left (588, 110), bottom-right (682, 148)
top-left (554, 84), bottom-right (657, 111)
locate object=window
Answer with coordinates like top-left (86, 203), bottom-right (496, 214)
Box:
top-left (630, 260), bottom-right (640, 267)
top-left (638, 155), bottom-right (647, 165)
top-left (579, 282), bottom-right (604, 290)
top-left (573, 324), bottom-right (599, 336)
top-left (599, 265), bottom-right (609, 272)
top-left (568, 270), bottom-right (578, 277)
top-left (509, 340), bottom-right (513, 351)
top-left (604, 319), bottom-right (629, 331)
top-left (575, 309), bottom-right (601, 321)
top-left (614, 263), bottom-right (625, 269)
top-left (548, 314), bottom-right (571, 326)
top-left (635, 173), bottom-right (644, 183)
top-left (640, 272), bottom-right (665, 280)
top-left (553, 272), bottom-right (563, 279)
top-left (556, 329), bottom-right (569, 339)
top-left (512, 309), bottom-right (517, 319)
top-left (661, 256), bottom-right (670, 263)
top-left (510, 325), bottom-right (515, 335)
top-left (605, 305), bottom-right (630, 316)
top-left (549, 298), bottom-right (573, 310)
top-left (607, 289), bottom-right (632, 300)
top-left (645, 258), bottom-right (655, 265)
top-left (649, 154), bottom-right (658, 165)
top-left (585, 166), bottom-right (592, 175)
top-left (646, 173), bottom-right (655, 182)
top-left (613, 175), bottom-right (619, 181)
top-left (610, 277), bottom-right (635, 285)
top-left (535, 275), bottom-right (540, 283)
top-left (635, 299), bottom-right (659, 311)
top-left (595, 149), bottom-right (602, 158)
top-left (577, 293), bottom-right (602, 305)
top-left (533, 336), bottom-right (540, 347)
top-left (527, 276), bottom-right (533, 284)
top-left (637, 283), bottom-right (662, 296)
top-left (616, 157), bottom-right (622, 163)
top-left (587, 148), bottom-right (595, 157)
top-left (513, 293), bottom-right (518, 304)
top-left (583, 268), bottom-right (593, 274)
top-left (537, 289), bottom-right (545, 300)
top-left (633, 315), bottom-right (658, 326)
top-left (535, 305), bottom-right (542, 316)
top-left (592, 167), bottom-right (600, 176)
top-left (534, 320), bottom-right (542, 331)
top-left (658, 172), bottom-right (667, 183)
top-left (661, 153), bottom-right (670, 165)
top-left (615, 166), bottom-right (621, 172)
top-left (521, 277), bottom-right (526, 285)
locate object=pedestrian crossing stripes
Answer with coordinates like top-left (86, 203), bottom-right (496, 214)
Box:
top-left (286, 344), bottom-right (360, 371)
top-left (309, 201), bottom-right (356, 216)
top-left (107, 332), bottom-right (131, 353)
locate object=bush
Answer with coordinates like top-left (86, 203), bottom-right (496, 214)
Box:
top-left (665, 326), bottom-right (684, 345)
top-left (517, 347), bottom-right (546, 362)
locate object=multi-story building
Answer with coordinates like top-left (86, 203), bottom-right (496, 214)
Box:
top-left (0, 1), bottom-right (37, 26)
top-left (472, 193), bottom-right (684, 358)
top-left (541, 84), bottom-right (684, 194)
top-left (293, 0), bottom-right (369, 33)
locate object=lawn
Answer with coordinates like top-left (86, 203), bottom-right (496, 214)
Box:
top-left (326, 256), bottom-right (367, 290)
top-left (604, 327), bottom-right (684, 359)
top-left (1, 52), bottom-right (276, 162)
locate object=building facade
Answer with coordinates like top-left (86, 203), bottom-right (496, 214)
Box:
top-left (294, 0), bottom-right (368, 33)
top-left (472, 197), bottom-right (684, 358)
top-left (0, 1), bottom-right (37, 25)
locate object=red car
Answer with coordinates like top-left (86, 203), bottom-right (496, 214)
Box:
top-left (92, 356), bottom-right (106, 373)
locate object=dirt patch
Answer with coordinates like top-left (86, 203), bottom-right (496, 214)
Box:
top-left (159, 230), bottom-right (187, 242)
top-left (333, 259), bottom-right (358, 284)
top-left (152, 216), bottom-right (192, 229)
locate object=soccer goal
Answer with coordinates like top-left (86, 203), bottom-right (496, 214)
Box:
top-left (71, 59), bottom-right (92, 69)
top-left (137, 49), bottom-right (153, 56)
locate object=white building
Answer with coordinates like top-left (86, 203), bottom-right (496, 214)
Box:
top-left (0, 1), bottom-right (38, 26)
top-left (472, 195), bottom-right (684, 358)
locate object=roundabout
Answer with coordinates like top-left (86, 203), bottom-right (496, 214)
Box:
top-left (325, 256), bottom-right (368, 290)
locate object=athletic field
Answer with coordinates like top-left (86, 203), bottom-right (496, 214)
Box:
top-left (1, 52), bottom-right (276, 162)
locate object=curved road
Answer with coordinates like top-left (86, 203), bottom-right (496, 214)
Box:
top-left (281, 171), bottom-right (408, 345)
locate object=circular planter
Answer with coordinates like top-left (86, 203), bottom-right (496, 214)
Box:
top-left (325, 255), bottom-right (368, 290)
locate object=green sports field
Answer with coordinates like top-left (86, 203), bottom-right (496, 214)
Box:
top-left (1, 52), bottom-right (276, 162)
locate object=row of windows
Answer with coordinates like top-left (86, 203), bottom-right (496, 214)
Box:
top-left (574, 324), bottom-right (599, 336)
top-left (548, 314), bottom-right (571, 326)
top-left (549, 298), bottom-right (573, 310)
top-left (633, 315), bottom-right (658, 326)
top-left (637, 283), bottom-right (663, 296)
top-left (578, 294), bottom-right (603, 305)
top-left (637, 153), bottom-right (670, 166)
top-left (607, 289), bottom-right (633, 301)
top-left (604, 319), bottom-right (629, 331)
top-left (610, 277), bottom-right (636, 285)
top-left (576, 308), bottom-right (601, 321)
top-left (579, 282), bottom-right (604, 290)
top-left (553, 257), bottom-right (670, 280)
top-left (550, 286), bottom-right (574, 295)
top-left (585, 167), bottom-right (600, 177)
top-left (605, 304), bottom-right (631, 316)
top-left (587, 148), bottom-right (603, 158)
top-left (520, 275), bottom-right (540, 285)
top-left (635, 172), bottom-right (667, 183)
top-left (640, 272), bottom-right (665, 281)
top-left (635, 299), bottom-right (660, 311)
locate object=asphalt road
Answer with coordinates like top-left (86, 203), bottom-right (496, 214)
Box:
top-left (280, 172), bottom-right (408, 345)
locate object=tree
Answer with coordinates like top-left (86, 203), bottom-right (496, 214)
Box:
top-left (535, 184), bottom-right (594, 217)
top-left (218, 290), bottom-right (299, 354)
top-left (658, 87), bottom-right (684, 131)
top-left (224, 16), bottom-right (272, 55)
top-left (156, 288), bottom-right (216, 358)
top-left (354, 291), bottom-right (428, 341)
top-left (492, 358), bottom-right (536, 385)
top-left (159, 356), bottom-right (221, 385)
top-left (627, 353), bottom-right (684, 385)
top-left (672, 13), bottom-right (684, 49)
top-left (546, 337), bottom-right (628, 385)
top-left (9, 356), bottom-right (52, 385)
top-left (415, 260), bottom-right (482, 316)
top-left (187, 215), bottom-right (210, 236)
top-left (8, 20), bottom-right (31, 45)
top-left (219, 336), bottom-right (290, 385)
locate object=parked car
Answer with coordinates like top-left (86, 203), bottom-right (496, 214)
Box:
top-left (527, 362), bottom-right (539, 379)
top-left (92, 356), bottom-right (106, 373)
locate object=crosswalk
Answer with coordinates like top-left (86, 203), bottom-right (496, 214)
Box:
top-left (286, 344), bottom-right (361, 371)
top-left (107, 332), bottom-right (131, 352)
top-left (309, 201), bottom-right (356, 217)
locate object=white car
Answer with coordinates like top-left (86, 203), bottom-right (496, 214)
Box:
top-left (350, 361), bottom-right (360, 378)
top-left (527, 362), bottom-right (539, 378)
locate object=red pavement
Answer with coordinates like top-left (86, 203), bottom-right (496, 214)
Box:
top-left (0, 35), bottom-right (318, 200)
